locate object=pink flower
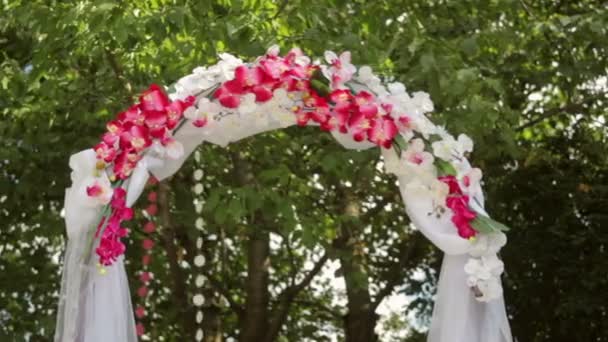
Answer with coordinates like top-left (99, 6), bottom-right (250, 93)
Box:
top-left (145, 203), bottom-right (158, 216)
top-left (135, 306), bottom-right (146, 319)
top-left (137, 286), bottom-right (148, 298)
top-left (348, 111), bottom-right (373, 142)
top-left (147, 191), bottom-right (157, 202)
top-left (119, 123), bottom-right (151, 151)
top-left (438, 175), bottom-right (463, 195)
top-left (142, 239), bottom-right (155, 250)
top-left (140, 272), bottom-right (152, 283)
top-left (136, 323), bottom-right (145, 336)
top-left (142, 254), bottom-right (151, 266)
top-left (324, 51), bottom-right (357, 88)
top-left (165, 96), bottom-right (195, 129)
top-left (117, 105), bottom-right (144, 125)
top-left (94, 142), bottom-right (117, 163)
top-left (139, 84), bottom-right (170, 112)
top-left (452, 215), bottom-right (477, 239)
top-left (143, 221), bottom-right (156, 233)
top-left (367, 116), bottom-right (397, 148)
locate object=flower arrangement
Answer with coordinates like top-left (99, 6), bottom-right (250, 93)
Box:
top-left (81, 46), bottom-right (509, 301)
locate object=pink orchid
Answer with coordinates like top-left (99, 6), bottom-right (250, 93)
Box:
top-left (94, 142), bottom-right (117, 163)
top-left (139, 84), bottom-right (170, 112)
top-left (324, 51), bottom-right (357, 88)
top-left (368, 116), bottom-right (397, 148)
top-left (119, 123), bottom-right (151, 151)
top-left (117, 105), bottom-right (144, 125)
top-left (348, 111), bottom-right (373, 142)
top-left (438, 175), bottom-right (463, 195)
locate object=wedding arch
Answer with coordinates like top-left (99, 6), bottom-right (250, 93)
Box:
top-left (55, 46), bottom-right (512, 342)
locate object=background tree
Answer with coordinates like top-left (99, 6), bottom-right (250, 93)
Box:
top-left (1, 0), bottom-right (607, 341)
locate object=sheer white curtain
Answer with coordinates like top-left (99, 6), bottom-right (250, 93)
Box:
top-left (383, 148), bottom-right (513, 342)
top-left (56, 118), bottom-right (513, 342)
top-left (55, 150), bottom-right (137, 342)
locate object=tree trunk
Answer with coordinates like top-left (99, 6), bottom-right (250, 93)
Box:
top-left (338, 191), bottom-right (378, 342)
top-left (241, 231), bottom-right (271, 342)
top-left (158, 180), bottom-right (197, 339)
top-left (231, 151), bottom-right (271, 342)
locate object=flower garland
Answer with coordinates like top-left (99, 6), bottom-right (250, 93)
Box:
top-left (82, 46), bottom-right (509, 301)
top-left (133, 178), bottom-right (159, 338)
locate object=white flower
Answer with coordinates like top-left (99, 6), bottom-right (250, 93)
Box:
top-left (462, 167), bottom-right (483, 191)
top-left (266, 44), bottom-right (280, 56)
top-left (194, 255), bottom-right (206, 267)
top-left (323, 50), bottom-right (357, 88)
top-left (464, 255), bottom-right (504, 301)
top-left (185, 98), bottom-right (223, 127)
top-left (410, 91), bottom-right (434, 113)
top-left (465, 255), bottom-right (504, 283)
top-left (403, 138), bottom-right (434, 168)
top-left (238, 94), bottom-right (257, 115)
top-left (429, 178), bottom-right (450, 206)
top-left (431, 134), bottom-right (474, 161)
top-left (475, 277), bottom-right (503, 302)
top-left (412, 116), bottom-right (437, 138)
top-left (81, 175), bottom-right (113, 207)
top-left (387, 82), bottom-right (406, 96)
top-left (193, 169), bottom-right (204, 181)
top-left (469, 232), bottom-right (507, 257)
top-left (193, 294), bottom-right (205, 306)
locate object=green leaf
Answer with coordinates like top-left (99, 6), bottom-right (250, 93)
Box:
top-left (471, 214), bottom-right (511, 234)
top-left (435, 159), bottom-right (457, 176)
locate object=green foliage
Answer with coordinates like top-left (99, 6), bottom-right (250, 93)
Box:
top-left (1, 0), bottom-right (607, 341)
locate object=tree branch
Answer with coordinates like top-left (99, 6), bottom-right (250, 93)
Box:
top-left (264, 251), bottom-right (329, 342)
top-left (371, 237), bottom-right (419, 311)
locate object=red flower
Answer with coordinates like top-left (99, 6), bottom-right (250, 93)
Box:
top-left (368, 116), bottom-right (397, 148)
top-left (137, 286), bottom-right (148, 298)
top-left (94, 142), bottom-right (117, 163)
top-left (147, 191), bottom-right (157, 202)
top-left (452, 215), bottom-right (477, 239)
top-left (119, 123), bottom-right (151, 151)
top-left (142, 254), bottom-right (151, 266)
top-left (136, 323), bottom-right (145, 336)
top-left (139, 84), bottom-right (170, 112)
top-left (140, 272), bottom-right (152, 283)
top-left (438, 175), bottom-right (463, 195)
top-left (145, 203), bottom-right (158, 216)
top-left (143, 221), bottom-right (156, 233)
top-left (135, 306), bottom-right (146, 319)
top-left (142, 238), bottom-right (155, 250)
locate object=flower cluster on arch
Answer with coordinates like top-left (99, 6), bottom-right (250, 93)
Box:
top-left (82, 45), bottom-right (509, 301)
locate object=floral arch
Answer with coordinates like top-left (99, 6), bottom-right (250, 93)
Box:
top-left (55, 46), bottom-right (512, 342)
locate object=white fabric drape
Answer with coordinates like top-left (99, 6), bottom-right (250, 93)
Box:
top-left (56, 117), bottom-right (513, 342)
top-left (55, 150), bottom-right (137, 342)
top-left (383, 148), bottom-right (513, 342)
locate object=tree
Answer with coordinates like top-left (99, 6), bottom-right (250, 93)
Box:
top-left (1, 0), bottom-right (607, 341)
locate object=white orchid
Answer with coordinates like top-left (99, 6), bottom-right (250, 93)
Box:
top-left (410, 91), bottom-right (434, 114)
top-left (469, 232), bottom-right (507, 258)
top-left (464, 255), bottom-right (505, 302)
top-left (323, 50), bottom-right (357, 88)
top-left (403, 138), bottom-right (434, 168)
top-left (431, 133), bottom-right (474, 161)
top-left (475, 277), bottom-right (503, 302)
top-left (184, 97), bottom-right (223, 128)
top-left (412, 116), bottom-right (438, 138)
